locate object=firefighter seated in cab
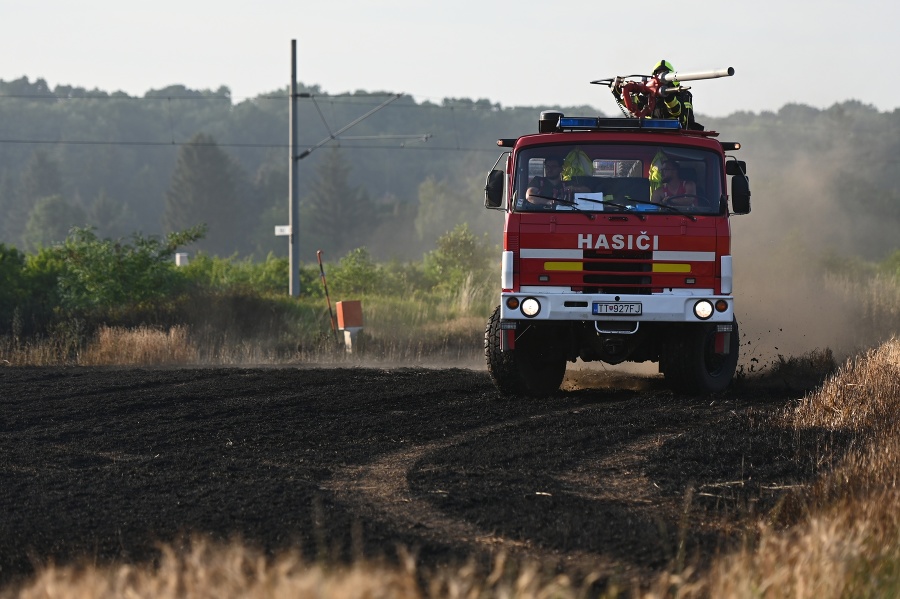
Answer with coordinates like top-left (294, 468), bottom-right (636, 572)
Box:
top-left (650, 159), bottom-right (697, 206)
top-left (525, 156), bottom-right (564, 208)
top-left (524, 149), bottom-right (591, 209)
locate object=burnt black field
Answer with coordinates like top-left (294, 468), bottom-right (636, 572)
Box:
top-left (0, 366), bottom-right (813, 588)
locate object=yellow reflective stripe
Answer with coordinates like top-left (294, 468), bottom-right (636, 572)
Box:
top-left (666, 97), bottom-right (683, 116)
top-left (544, 262), bottom-right (583, 271)
top-left (652, 263), bottom-right (691, 273)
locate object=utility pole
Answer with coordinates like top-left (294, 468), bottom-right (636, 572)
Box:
top-left (288, 39), bottom-right (300, 297)
top-left (279, 41), bottom-right (428, 297)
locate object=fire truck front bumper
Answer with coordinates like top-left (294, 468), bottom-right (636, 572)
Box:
top-left (499, 290), bottom-right (734, 323)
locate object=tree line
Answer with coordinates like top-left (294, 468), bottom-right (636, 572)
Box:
top-left (0, 76), bottom-right (898, 265)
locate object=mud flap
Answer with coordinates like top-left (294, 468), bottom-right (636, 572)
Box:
top-left (714, 323), bottom-right (733, 355)
top-left (501, 324), bottom-right (516, 351)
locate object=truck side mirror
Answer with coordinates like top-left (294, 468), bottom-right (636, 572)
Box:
top-left (484, 169), bottom-right (505, 209)
top-left (731, 174), bottom-right (751, 214)
top-left (725, 161), bottom-right (746, 176)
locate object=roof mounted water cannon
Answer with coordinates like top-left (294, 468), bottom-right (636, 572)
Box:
top-left (658, 67), bottom-right (735, 84)
top-left (591, 67), bottom-right (735, 89)
top-left (592, 67), bottom-right (735, 123)
top-left (656, 67), bottom-right (735, 96)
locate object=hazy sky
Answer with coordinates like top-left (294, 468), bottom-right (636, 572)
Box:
top-left (3, 0), bottom-right (897, 117)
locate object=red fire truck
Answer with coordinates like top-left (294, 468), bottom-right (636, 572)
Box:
top-left (483, 69), bottom-right (750, 396)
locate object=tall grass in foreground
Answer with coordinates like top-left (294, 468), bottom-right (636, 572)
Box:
top-left (825, 272), bottom-right (900, 347)
top-left (646, 337), bottom-right (900, 597)
top-left (1, 540), bottom-right (596, 599)
top-left (6, 340), bottom-right (900, 598)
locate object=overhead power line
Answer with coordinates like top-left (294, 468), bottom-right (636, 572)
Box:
top-left (0, 138), bottom-right (280, 149)
top-left (0, 137), bottom-right (497, 153)
top-left (0, 89), bottom-right (511, 153)
top-left (0, 90), bottom-right (515, 112)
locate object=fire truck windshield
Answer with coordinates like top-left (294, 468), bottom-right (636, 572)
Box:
top-left (514, 144), bottom-right (723, 215)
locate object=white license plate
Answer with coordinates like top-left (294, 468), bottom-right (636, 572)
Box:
top-left (593, 302), bottom-right (642, 315)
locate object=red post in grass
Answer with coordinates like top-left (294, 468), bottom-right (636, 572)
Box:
top-left (317, 250), bottom-right (338, 342)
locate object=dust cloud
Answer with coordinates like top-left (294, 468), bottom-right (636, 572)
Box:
top-left (731, 146), bottom-right (893, 369)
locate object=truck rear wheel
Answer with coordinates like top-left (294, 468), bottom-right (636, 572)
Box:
top-left (662, 319), bottom-right (739, 394)
top-left (485, 306), bottom-right (566, 397)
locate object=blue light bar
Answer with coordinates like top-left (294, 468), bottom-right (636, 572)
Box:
top-left (642, 119), bottom-right (681, 129)
top-left (558, 117), bottom-right (599, 129)
top-left (556, 117), bottom-right (682, 131)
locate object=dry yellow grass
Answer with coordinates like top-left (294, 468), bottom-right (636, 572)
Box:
top-left (0, 337), bottom-right (74, 366)
top-left (643, 338), bottom-right (900, 598)
top-left (2, 539), bottom-right (595, 599)
top-left (0, 326), bottom-right (199, 367)
top-left (79, 326), bottom-right (198, 366)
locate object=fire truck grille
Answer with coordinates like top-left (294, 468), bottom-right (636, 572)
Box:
top-left (582, 251), bottom-right (653, 295)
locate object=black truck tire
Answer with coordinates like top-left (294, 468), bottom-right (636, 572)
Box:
top-left (485, 305), bottom-right (566, 397)
top-left (485, 305), bottom-right (523, 395)
top-left (662, 318), bottom-right (739, 394)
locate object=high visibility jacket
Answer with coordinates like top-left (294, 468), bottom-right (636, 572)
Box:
top-left (561, 148), bottom-right (592, 181)
top-left (616, 85), bottom-right (703, 131)
top-left (653, 88), bottom-right (700, 130)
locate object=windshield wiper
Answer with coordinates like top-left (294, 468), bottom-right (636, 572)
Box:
top-left (571, 194), bottom-right (698, 222)
top-left (527, 194), bottom-right (596, 219)
top-left (617, 196), bottom-right (698, 221)
top-left (578, 196), bottom-right (646, 221)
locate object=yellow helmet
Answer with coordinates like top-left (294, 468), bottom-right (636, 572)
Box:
top-left (652, 59), bottom-right (675, 75)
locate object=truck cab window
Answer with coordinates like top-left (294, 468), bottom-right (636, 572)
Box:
top-left (514, 144), bottom-right (722, 215)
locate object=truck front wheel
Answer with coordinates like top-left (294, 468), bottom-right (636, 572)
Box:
top-left (485, 306), bottom-right (566, 397)
top-left (662, 319), bottom-right (739, 394)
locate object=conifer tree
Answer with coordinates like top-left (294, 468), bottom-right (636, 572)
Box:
top-left (163, 133), bottom-right (248, 256)
top-left (20, 150), bottom-right (63, 202)
top-left (23, 195), bottom-right (87, 251)
top-left (301, 146), bottom-right (377, 257)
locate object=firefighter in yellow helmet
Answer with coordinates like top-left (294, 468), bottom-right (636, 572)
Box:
top-left (649, 60), bottom-right (702, 130)
top-left (614, 60), bottom-right (703, 130)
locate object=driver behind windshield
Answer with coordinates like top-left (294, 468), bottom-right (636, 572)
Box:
top-left (525, 157), bottom-right (563, 208)
top-left (524, 157), bottom-right (589, 209)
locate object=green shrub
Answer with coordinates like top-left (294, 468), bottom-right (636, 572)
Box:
top-left (21, 246), bottom-right (67, 334)
top-left (423, 223), bottom-right (493, 294)
top-left (180, 253), bottom-right (324, 298)
top-left (4, 223), bottom-right (498, 352)
top-left (378, 259), bottom-right (430, 297)
top-left (328, 247), bottom-right (381, 296)
top-left (56, 227), bottom-right (203, 316)
top-left (0, 244), bottom-right (27, 333)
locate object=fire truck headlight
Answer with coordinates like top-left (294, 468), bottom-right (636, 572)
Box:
top-left (693, 300), bottom-right (714, 320)
top-left (521, 298), bottom-right (541, 318)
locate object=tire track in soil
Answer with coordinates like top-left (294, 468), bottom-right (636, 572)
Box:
top-left (325, 406), bottom-right (680, 580)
